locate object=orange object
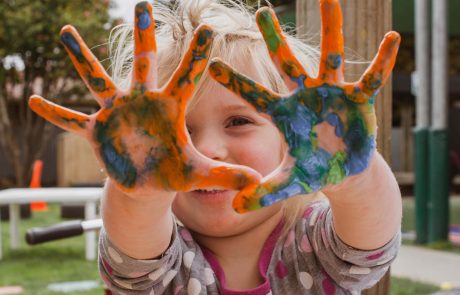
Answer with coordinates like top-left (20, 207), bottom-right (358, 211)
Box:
top-left (30, 160), bottom-right (48, 212)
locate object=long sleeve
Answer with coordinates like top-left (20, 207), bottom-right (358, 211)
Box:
top-left (276, 199), bottom-right (401, 293)
top-left (98, 224), bottom-right (221, 294)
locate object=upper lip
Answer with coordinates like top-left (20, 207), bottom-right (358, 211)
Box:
top-left (193, 188), bottom-right (228, 192)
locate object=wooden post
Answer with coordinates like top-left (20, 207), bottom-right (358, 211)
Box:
top-left (296, 0), bottom-right (394, 294)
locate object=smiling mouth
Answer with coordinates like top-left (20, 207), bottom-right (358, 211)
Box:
top-left (194, 189), bottom-right (227, 194)
top-left (190, 188), bottom-right (233, 201)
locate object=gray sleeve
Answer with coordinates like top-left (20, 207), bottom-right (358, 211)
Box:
top-left (98, 224), bottom-right (220, 295)
top-left (297, 200), bottom-right (401, 292)
top-left (98, 224), bottom-right (183, 294)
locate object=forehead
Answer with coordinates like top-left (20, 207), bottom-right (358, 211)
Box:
top-left (192, 78), bottom-right (250, 111)
top-left (189, 56), bottom-right (268, 109)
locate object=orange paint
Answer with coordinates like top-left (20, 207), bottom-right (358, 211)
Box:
top-left (29, 3), bottom-right (262, 197)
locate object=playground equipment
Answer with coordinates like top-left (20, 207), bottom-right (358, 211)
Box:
top-left (26, 219), bottom-right (102, 245)
top-left (30, 160), bottom-right (48, 212)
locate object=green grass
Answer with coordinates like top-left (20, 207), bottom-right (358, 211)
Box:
top-left (402, 196), bottom-right (460, 254)
top-left (390, 277), bottom-right (440, 295)
top-left (0, 205), bottom-right (103, 294)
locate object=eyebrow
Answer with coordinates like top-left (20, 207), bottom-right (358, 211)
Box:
top-left (221, 104), bottom-right (252, 112)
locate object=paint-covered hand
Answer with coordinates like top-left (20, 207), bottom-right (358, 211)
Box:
top-left (209, 0), bottom-right (400, 212)
top-left (29, 2), bottom-right (260, 196)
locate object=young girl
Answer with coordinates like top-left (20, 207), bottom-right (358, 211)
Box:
top-left (29, 0), bottom-right (402, 294)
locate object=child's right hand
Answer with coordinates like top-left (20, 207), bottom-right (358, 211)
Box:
top-left (29, 2), bottom-right (260, 198)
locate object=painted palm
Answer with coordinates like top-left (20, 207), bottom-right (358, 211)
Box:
top-left (209, 0), bottom-right (400, 213)
top-left (29, 2), bottom-right (260, 196)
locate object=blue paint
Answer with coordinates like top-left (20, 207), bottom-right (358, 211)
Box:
top-left (95, 121), bottom-right (138, 187)
top-left (100, 142), bottom-right (138, 187)
top-left (260, 180), bottom-right (305, 207)
top-left (325, 113), bottom-right (344, 137)
top-left (136, 2), bottom-right (151, 30)
top-left (297, 148), bottom-right (331, 189)
top-left (327, 54), bottom-right (342, 70)
top-left (105, 97), bottom-right (114, 109)
top-left (345, 136), bottom-right (375, 175)
top-left (294, 74), bottom-right (308, 88)
top-left (343, 115), bottom-right (374, 175)
top-left (212, 62), bottom-right (378, 208)
top-left (288, 105), bottom-right (315, 135)
top-left (364, 73), bottom-right (382, 90)
top-left (61, 32), bottom-right (85, 64)
top-left (317, 86), bottom-right (329, 98)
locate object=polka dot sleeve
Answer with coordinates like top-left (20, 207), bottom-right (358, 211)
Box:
top-left (98, 224), bottom-right (221, 294)
top-left (295, 200), bottom-right (401, 292)
top-left (98, 225), bottom-right (182, 294)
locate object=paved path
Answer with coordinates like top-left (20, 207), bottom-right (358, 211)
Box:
top-left (392, 245), bottom-right (460, 288)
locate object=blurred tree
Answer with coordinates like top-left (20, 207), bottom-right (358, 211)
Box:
top-left (0, 0), bottom-right (114, 187)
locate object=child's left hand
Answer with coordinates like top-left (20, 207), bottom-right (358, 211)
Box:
top-left (209, 0), bottom-right (400, 213)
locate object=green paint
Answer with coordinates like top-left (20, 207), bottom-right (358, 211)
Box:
top-left (194, 72), bottom-right (203, 85)
top-left (309, 130), bottom-right (318, 150)
top-left (326, 151), bottom-right (346, 184)
top-left (258, 10), bottom-right (282, 53)
top-left (298, 180), bottom-right (313, 193)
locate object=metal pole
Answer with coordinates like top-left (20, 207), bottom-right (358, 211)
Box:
top-left (414, 0), bottom-right (430, 244)
top-left (428, 0), bottom-right (449, 243)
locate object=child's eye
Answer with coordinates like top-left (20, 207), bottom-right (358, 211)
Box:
top-left (226, 116), bottom-right (252, 128)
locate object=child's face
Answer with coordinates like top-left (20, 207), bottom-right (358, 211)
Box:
top-left (172, 75), bottom-right (285, 237)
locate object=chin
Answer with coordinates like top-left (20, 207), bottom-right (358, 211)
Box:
top-left (180, 207), bottom-right (247, 237)
top-left (173, 192), bottom-right (284, 238)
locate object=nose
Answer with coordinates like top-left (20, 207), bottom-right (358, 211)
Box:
top-left (192, 128), bottom-right (229, 162)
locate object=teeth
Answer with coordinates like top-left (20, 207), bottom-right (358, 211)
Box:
top-left (196, 189), bottom-right (224, 193)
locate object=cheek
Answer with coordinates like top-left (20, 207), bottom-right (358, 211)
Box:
top-left (231, 135), bottom-right (283, 176)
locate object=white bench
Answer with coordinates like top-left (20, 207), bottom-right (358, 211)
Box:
top-left (0, 187), bottom-right (102, 260)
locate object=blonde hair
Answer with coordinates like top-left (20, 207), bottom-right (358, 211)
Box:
top-left (109, 0), bottom-right (322, 235)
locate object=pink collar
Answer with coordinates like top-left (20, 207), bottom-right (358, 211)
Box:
top-left (201, 221), bottom-right (283, 295)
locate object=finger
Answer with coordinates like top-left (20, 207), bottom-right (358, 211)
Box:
top-left (208, 59), bottom-right (281, 113)
top-left (317, 0), bottom-right (345, 83)
top-left (198, 164), bottom-right (262, 192)
top-left (256, 7), bottom-right (309, 90)
top-left (60, 25), bottom-right (118, 107)
top-left (132, 1), bottom-right (158, 90)
top-left (232, 155), bottom-right (309, 213)
top-left (351, 31), bottom-right (401, 102)
top-left (29, 95), bottom-right (90, 136)
top-left (162, 25), bottom-right (213, 101)
top-left (177, 143), bottom-right (262, 192)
